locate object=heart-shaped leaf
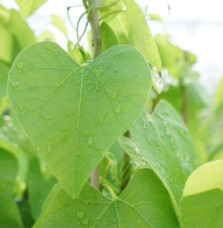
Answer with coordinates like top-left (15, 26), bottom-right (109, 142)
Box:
top-left (8, 41), bottom-right (151, 198)
top-left (34, 169), bottom-right (179, 228)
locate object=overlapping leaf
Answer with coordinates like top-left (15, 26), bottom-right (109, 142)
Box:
top-left (130, 100), bottom-right (197, 215)
top-left (101, 0), bottom-right (162, 70)
top-left (34, 169), bottom-right (178, 228)
top-left (182, 160), bottom-right (223, 227)
top-left (8, 41), bottom-right (151, 198)
top-left (15, 0), bottom-right (47, 18)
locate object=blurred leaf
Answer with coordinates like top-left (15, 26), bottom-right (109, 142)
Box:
top-left (0, 148), bottom-right (18, 196)
top-left (0, 61), bottom-right (9, 108)
top-left (182, 189), bottom-right (223, 228)
top-left (149, 13), bottom-right (163, 21)
top-left (27, 157), bottom-right (56, 220)
top-left (155, 34), bottom-right (196, 78)
top-left (51, 14), bottom-right (68, 38)
top-left (17, 200), bottom-right (35, 228)
top-left (35, 169), bottom-right (179, 227)
top-left (8, 9), bottom-right (35, 50)
top-left (214, 77), bottom-right (223, 111)
top-left (0, 193), bottom-right (23, 228)
top-left (67, 40), bottom-right (91, 64)
top-left (130, 100), bottom-right (197, 216)
top-left (37, 31), bottom-right (56, 42)
top-left (182, 160), bottom-right (223, 227)
top-left (0, 24), bottom-right (14, 63)
top-left (102, 0), bottom-right (162, 70)
top-left (183, 160), bottom-right (223, 196)
top-left (15, 0), bottom-right (47, 18)
top-left (100, 21), bottom-right (118, 52)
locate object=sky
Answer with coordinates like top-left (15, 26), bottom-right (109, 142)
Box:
top-left (2, 0), bottom-right (223, 93)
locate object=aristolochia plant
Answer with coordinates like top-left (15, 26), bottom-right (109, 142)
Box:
top-left (1, 0), bottom-right (222, 227)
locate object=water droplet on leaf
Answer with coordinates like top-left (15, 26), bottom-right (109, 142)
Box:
top-left (41, 113), bottom-right (52, 121)
top-left (83, 218), bottom-right (88, 225)
top-left (115, 104), bottom-right (122, 114)
top-left (18, 103), bottom-right (23, 111)
top-left (16, 62), bottom-right (24, 70)
top-left (77, 210), bottom-right (84, 218)
top-left (88, 137), bottom-right (94, 146)
top-left (114, 50), bottom-right (123, 57)
top-left (10, 80), bottom-right (20, 88)
top-left (112, 89), bottom-right (118, 99)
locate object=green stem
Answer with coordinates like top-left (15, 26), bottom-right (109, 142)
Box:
top-left (85, 0), bottom-right (102, 190)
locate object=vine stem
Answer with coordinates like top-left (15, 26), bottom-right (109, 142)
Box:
top-left (84, 0), bottom-right (102, 189)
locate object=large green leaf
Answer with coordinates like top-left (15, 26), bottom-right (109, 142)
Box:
top-left (34, 169), bottom-right (178, 227)
top-left (130, 100), bottom-right (197, 216)
top-left (0, 148), bottom-right (18, 196)
top-left (0, 193), bottom-right (23, 228)
top-left (181, 160), bottom-right (223, 227)
top-left (15, 0), bottom-right (47, 18)
top-left (27, 157), bottom-right (56, 220)
top-left (102, 0), bottom-right (162, 70)
top-left (8, 41), bottom-right (151, 198)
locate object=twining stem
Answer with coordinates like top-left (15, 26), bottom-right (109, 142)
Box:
top-left (85, 0), bottom-right (102, 189)
top-left (88, 0), bottom-right (101, 59)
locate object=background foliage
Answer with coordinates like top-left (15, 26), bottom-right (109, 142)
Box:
top-left (0, 0), bottom-right (223, 227)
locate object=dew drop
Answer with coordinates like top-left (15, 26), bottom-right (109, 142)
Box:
top-left (16, 62), bottom-right (24, 70)
top-left (112, 219), bottom-right (117, 224)
top-left (112, 89), bottom-right (118, 99)
top-left (77, 210), bottom-right (84, 218)
top-left (18, 103), bottom-right (23, 111)
top-left (88, 137), bottom-right (94, 146)
top-left (115, 104), bottom-right (122, 114)
top-left (41, 113), bottom-right (52, 121)
top-left (86, 81), bottom-right (92, 86)
top-left (10, 80), bottom-right (20, 88)
top-left (114, 50), bottom-right (123, 57)
top-left (83, 218), bottom-right (88, 225)
top-left (83, 201), bottom-right (89, 206)
top-left (114, 67), bottom-right (118, 73)
top-left (99, 115), bottom-right (105, 124)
